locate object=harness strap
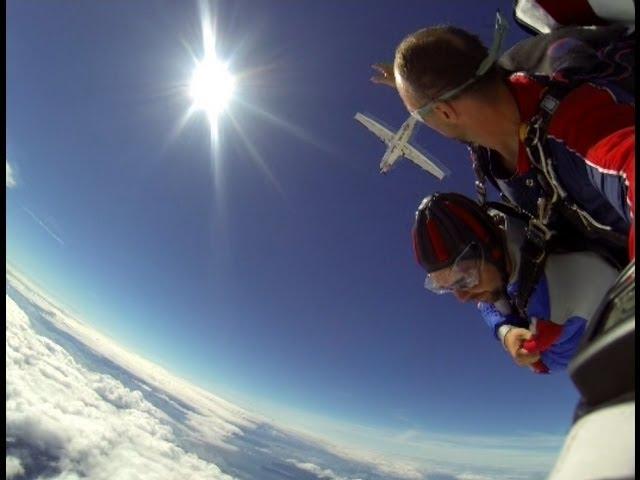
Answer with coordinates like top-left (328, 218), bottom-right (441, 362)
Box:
top-left (513, 218), bottom-right (552, 316)
top-left (557, 202), bottom-right (628, 246)
top-left (472, 80), bottom-right (628, 313)
top-left (470, 146), bottom-right (488, 205)
top-left (516, 82), bottom-right (628, 312)
top-left (511, 83), bottom-right (570, 314)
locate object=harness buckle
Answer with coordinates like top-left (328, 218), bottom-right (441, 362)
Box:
top-left (540, 94), bottom-right (560, 115)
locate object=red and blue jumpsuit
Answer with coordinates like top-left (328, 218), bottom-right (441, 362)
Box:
top-left (476, 72), bottom-right (635, 260)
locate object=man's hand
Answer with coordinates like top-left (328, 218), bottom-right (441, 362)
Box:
top-left (370, 63), bottom-right (396, 88)
top-left (503, 327), bottom-right (541, 367)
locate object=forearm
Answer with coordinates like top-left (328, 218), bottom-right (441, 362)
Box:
top-left (478, 300), bottom-right (528, 341)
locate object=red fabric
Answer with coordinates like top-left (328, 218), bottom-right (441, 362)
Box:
top-left (550, 88), bottom-right (636, 259)
top-left (506, 74), bottom-right (546, 174)
top-left (426, 218), bottom-right (449, 263)
top-left (507, 75), bottom-right (636, 259)
top-left (444, 201), bottom-right (490, 242)
top-left (530, 359), bottom-right (550, 374)
top-left (549, 88), bottom-right (635, 164)
top-left (523, 319), bottom-right (564, 353)
top-left (588, 126), bottom-right (636, 259)
top-left (536, 0), bottom-right (607, 26)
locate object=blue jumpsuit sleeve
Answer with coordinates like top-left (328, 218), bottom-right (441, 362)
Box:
top-left (477, 302), bottom-right (529, 340)
top-left (540, 316), bottom-right (587, 372)
top-left (518, 273), bottom-right (587, 372)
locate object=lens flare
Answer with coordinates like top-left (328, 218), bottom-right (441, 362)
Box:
top-left (190, 56), bottom-right (235, 121)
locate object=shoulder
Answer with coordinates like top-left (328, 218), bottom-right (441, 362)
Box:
top-left (547, 81), bottom-right (635, 157)
top-left (545, 250), bottom-right (619, 283)
top-left (507, 72), bottom-right (635, 158)
top-left (506, 73), bottom-right (546, 122)
top-left (544, 251), bottom-right (619, 323)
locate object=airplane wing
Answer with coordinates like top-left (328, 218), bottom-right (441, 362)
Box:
top-left (354, 113), bottom-right (394, 144)
top-left (401, 143), bottom-right (450, 180)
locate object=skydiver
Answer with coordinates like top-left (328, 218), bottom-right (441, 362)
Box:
top-left (371, 15), bottom-right (635, 266)
top-left (411, 192), bottom-right (619, 373)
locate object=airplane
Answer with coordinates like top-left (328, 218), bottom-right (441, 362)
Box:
top-left (354, 112), bottom-right (449, 180)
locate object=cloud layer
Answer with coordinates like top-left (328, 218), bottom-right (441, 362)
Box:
top-left (6, 294), bottom-right (236, 480)
top-left (5, 268), bottom-right (560, 480)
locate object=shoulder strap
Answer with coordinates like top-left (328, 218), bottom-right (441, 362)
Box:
top-left (513, 81), bottom-right (587, 315)
top-left (523, 81), bottom-right (629, 248)
top-left (513, 79), bottom-right (630, 314)
top-left (468, 145), bottom-right (508, 206)
top-left (474, 28), bottom-right (633, 313)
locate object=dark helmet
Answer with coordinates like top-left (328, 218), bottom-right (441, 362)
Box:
top-left (412, 192), bottom-right (507, 274)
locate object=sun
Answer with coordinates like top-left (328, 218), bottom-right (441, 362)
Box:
top-left (189, 56), bottom-right (235, 121)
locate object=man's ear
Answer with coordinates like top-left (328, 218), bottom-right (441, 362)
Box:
top-left (433, 102), bottom-right (458, 124)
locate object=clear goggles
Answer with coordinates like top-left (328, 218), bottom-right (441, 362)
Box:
top-left (424, 243), bottom-right (484, 294)
top-left (410, 10), bottom-right (509, 122)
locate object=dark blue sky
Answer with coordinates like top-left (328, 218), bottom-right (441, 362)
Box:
top-left (7, 0), bottom-right (579, 465)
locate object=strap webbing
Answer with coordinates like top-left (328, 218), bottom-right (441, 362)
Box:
top-left (472, 80), bottom-right (628, 314)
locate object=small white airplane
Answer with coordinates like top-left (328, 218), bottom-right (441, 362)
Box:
top-left (354, 112), bottom-right (449, 179)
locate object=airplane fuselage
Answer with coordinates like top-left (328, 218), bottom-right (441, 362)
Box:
top-left (380, 116), bottom-right (417, 172)
top-left (354, 112), bottom-right (448, 180)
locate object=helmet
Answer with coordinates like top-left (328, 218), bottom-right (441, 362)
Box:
top-left (412, 192), bottom-right (507, 274)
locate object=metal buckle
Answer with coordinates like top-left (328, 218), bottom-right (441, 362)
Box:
top-left (540, 94), bottom-right (560, 115)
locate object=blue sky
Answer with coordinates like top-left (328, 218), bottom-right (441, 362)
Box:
top-left (6, 0), bottom-right (579, 461)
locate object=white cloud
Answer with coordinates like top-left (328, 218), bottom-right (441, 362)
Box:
top-left (457, 474), bottom-right (496, 480)
top-left (7, 160), bottom-right (16, 188)
top-left (6, 294), bottom-right (237, 480)
top-left (5, 267), bottom-right (557, 480)
top-left (6, 455), bottom-right (24, 478)
top-left (286, 459), bottom-right (358, 480)
top-left (6, 267), bottom-right (259, 432)
top-left (184, 411), bottom-right (243, 451)
top-left (264, 411), bottom-right (557, 480)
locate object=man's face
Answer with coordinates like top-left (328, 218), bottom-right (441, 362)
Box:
top-left (428, 260), bottom-right (504, 303)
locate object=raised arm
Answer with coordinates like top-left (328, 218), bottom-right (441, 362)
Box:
top-left (370, 63), bottom-right (396, 88)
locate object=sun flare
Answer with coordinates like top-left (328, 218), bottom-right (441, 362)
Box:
top-left (189, 56), bottom-right (235, 121)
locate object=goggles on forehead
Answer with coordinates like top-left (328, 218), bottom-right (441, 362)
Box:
top-left (410, 10), bottom-right (509, 122)
top-left (424, 243), bottom-right (484, 294)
